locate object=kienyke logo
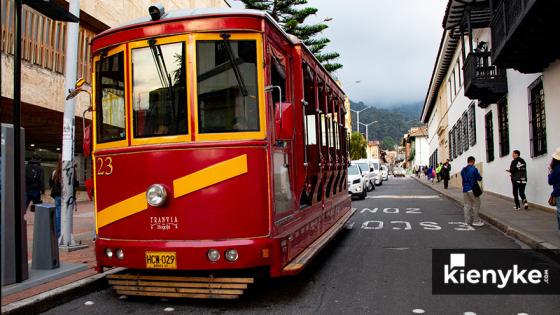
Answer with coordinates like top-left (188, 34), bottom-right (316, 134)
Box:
top-left (444, 253), bottom-right (550, 289)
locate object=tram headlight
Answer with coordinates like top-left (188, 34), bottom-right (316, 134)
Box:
top-left (207, 249), bottom-right (220, 262)
top-left (115, 248), bottom-right (124, 260)
top-left (105, 248), bottom-right (113, 258)
top-left (225, 249), bottom-right (238, 262)
top-left (146, 184), bottom-right (167, 207)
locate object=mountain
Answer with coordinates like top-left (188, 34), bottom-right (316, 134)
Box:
top-left (349, 100), bottom-right (423, 148)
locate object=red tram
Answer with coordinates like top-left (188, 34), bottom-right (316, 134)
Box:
top-left (90, 6), bottom-right (354, 297)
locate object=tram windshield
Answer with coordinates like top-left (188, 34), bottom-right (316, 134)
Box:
top-left (196, 39), bottom-right (259, 133)
top-left (131, 40), bottom-right (187, 138)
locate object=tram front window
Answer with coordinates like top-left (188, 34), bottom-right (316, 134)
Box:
top-left (132, 41), bottom-right (187, 137)
top-left (196, 39), bottom-right (259, 133)
top-left (95, 52), bottom-right (126, 143)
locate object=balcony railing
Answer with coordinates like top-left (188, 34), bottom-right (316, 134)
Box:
top-left (463, 51), bottom-right (507, 106)
top-left (491, 0), bottom-right (534, 59)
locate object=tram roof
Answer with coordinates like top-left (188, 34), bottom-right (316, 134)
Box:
top-left (94, 7), bottom-right (344, 97)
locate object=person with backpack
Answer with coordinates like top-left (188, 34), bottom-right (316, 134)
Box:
top-left (49, 159), bottom-right (62, 239)
top-left (25, 153), bottom-right (44, 209)
top-left (507, 150), bottom-right (528, 210)
top-left (461, 156), bottom-right (484, 227)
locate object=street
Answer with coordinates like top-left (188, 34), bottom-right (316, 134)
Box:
top-left (42, 178), bottom-right (560, 314)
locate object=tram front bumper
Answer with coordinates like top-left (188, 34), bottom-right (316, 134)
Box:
top-left (95, 237), bottom-right (276, 271)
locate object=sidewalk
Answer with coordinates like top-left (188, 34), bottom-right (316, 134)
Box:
top-left (1, 200), bottom-right (100, 312)
top-left (413, 176), bottom-right (560, 250)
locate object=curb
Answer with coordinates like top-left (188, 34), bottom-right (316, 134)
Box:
top-left (1, 267), bottom-right (124, 315)
top-left (412, 176), bottom-right (559, 252)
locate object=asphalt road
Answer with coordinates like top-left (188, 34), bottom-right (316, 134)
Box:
top-left (43, 177), bottom-right (560, 315)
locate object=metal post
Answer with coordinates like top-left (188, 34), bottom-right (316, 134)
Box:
top-left (60, 0), bottom-right (82, 249)
top-left (13, 0), bottom-right (23, 283)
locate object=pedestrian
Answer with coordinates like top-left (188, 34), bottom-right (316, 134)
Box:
top-left (49, 159), bottom-right (62, 239)
top-left (442, 159), bottom-right (451, 189)
top-left (548, 148), bottom-right (560, 232)
top-left (461, 156), bottom-right (484, 226)
top-left (427, 165), bottom-right (434, 183)
top-left (436, 163), bottom-right (442, 182)
top-left (25, 152), bottom-right (44, 210)
top-left (507, 150), bottom-right (528, 210)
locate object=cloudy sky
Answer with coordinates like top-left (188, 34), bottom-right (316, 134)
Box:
top-left (230, 0), bottom-right (448, 106)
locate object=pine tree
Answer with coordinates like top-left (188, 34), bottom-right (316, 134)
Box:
top-left (239, 0), bottom-right (342, 72)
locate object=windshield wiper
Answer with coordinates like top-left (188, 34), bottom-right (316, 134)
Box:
top-left (148, 38), bottom-right (176, 119)
top-left (220, 33), bottom-right (248, 97)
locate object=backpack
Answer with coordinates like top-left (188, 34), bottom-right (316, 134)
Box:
top-left (26, 164), bottom-right (42, 189)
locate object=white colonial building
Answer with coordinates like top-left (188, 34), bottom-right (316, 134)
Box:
top-left (421, 0), bottom-right (560, 210)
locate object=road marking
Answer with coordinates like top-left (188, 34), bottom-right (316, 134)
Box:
top-left (164, 307), bottom-right (175, 312)
top-left (360, 207), bottom-right (423, 214)
top-left (359, 221), bottom-right (476, 231)
top-left (384, 247), bottom-right (409, 250)
top-left (366, 195), bottom-right (440, 199)
top-left (84, 301), bottom-right (94, 306)
top-left (464, 312), bottom-right (477, 315)
top-left (345, 222), bottom-right (355, 229)
top-left (412, 309), bottom-right (426, 314)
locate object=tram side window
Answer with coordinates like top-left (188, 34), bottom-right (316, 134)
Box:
top-left (270, 53), bottom-right (287, 103)
top-left (95, 52), bottom-right (126, 143)
top-left (132, 42), bottom-right (187, 138)
top-left (303, 65), bottom-right (316, 146)
top-left (197, 40), bottom-right (259, 133)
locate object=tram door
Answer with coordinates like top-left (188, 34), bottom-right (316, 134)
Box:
top-left (268, 47), bottom-right (295, 217)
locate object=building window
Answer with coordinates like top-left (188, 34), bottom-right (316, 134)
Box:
top-left (497, 98), bottom-right (510, 157)
top-left (468, 102), bottom-right (476, 146)
top-left (448, 130), bottom-right (454, 161)
top-left (457, 58), bottom-right (463, 88)
top-left (528, 77), bottom-right (547, 157)
top-left (485, 111), bottom-right (494, 162)
top-left (462, 111), bottom-right (469, 152)
top-left (457, 120), bottom-right (463, 156)
top-left (1, 0), bottom-right (95, 83)
top-left (448, 78), bottom-right (453, 104)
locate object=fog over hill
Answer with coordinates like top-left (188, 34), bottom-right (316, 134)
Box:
top-left (349, 100), bottom-right (423, 148)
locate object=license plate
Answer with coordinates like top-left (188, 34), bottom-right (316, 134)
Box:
top-left (145, 251), bottom-right (177, 269)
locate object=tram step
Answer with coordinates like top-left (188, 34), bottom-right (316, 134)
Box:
top-left (282, 207), bottom-right (357, 273)
top-left (107, 273), bottom-right (254, 299)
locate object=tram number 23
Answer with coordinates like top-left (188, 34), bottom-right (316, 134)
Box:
top-left (96, 157), bottom-right (114, 176)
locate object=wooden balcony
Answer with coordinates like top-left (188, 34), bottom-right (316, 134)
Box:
top-left (463, 51), bottom-right (507, 107)
top-left (491, 0), bottom-right (560, 73)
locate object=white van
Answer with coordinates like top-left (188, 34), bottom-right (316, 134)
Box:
top-left (368, 159), bottom-right (383, 186)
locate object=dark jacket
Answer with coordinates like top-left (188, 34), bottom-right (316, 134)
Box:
top-left (461, 165), bottom-right (482, 193)
top-left (25, 159), bottom-right (44, 192)
top-left (509, 157), bottom-right (527, 183)
top-left (441, 163), bottom-right (451, 179)
top-left (549, 165), bottom-right (560, 197)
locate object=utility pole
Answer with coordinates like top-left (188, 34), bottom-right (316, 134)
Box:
top-left (359, 121), bottom-right (378, 142)
top-left (60, 0), bottom-right (85, 250)
top-left (350, 107), bottom-right (370, 133)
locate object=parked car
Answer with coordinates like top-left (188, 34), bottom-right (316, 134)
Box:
top-left (368, 159), bottom-right (383, 186)
top-left (352, 160), bottom-right (375, 191)
top-left (347, 164), bottom-right (367, 199)
top-left (380, 165), bottom-right (389, 181)
top-left (393, 167), bottom-right (406, 177)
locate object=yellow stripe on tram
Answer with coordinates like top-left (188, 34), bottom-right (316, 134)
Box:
top-left (97, 192), bottom-right (148, 229)
top-left (96, 154), bottom-right (249, 228)
top-left (173, 154), bottom-right (248, 198)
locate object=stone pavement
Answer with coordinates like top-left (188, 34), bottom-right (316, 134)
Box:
top-left (413, 176), bottom-right (560, 250)
top-left (1, 199), bottom-right (98, 309)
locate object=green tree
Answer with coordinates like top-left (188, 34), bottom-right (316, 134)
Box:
top-left (240, 0), bottom-right (342, 72)
top-left (381, 136), bottom-right (396, 151)
top-left (349, 131), bottom-right (367, 160)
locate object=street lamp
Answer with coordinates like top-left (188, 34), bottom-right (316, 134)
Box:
top-left (349, 107), bottom-right (371, 133)
top-left (359, 121), bottom-right (378, 142)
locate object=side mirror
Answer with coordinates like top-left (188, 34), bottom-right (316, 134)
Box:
top-left (275, 102), bottom-right (294, 140)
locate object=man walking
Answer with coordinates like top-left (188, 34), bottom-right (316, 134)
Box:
top-left (442, 160), bottom-right (451, 189)
top-left (461, 156), bottom-right (484, 226)
top-left (25, 152), bottom-right (45, 209)
top-left (507, 150), bottom-right (528, 210)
